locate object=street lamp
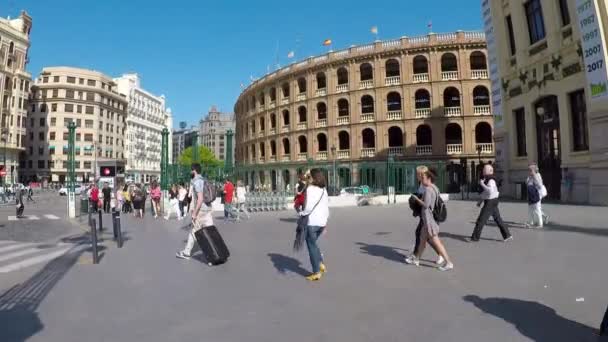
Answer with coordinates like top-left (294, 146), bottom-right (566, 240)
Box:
top-left (331, 145), bottom-right (337, 194)
top-left (1, 127), bottom-right (9, 187)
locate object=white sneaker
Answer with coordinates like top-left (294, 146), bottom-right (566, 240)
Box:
top-left (175, 251), bottom-right (191, 260)
top-left (438, 262), bottom-right (454, 271)
top-left (436, 255), bottom-right (445, 265)
top-left (404, 255), bottom-right (420, 267)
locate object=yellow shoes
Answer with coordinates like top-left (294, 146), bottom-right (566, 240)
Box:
top-left (319, 263), bottom-right (327, 273)
top-left (306, 272), bottom-right (322, 281)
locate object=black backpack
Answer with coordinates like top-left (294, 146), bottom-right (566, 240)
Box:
top-left (432, 187), bottom-right (447, 223)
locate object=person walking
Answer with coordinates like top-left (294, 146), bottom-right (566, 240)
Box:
top-left (234, 180), bottom-right (250, 221)
top-left (132, 185), bottom-right (145, 218)
top-left (26, 185), bottom-right (35, 203)
top-left (150, 181), bottom-right (162, 219)
top-left (176, 163), bottom-right (215, 260)
top-left (102, 182), bottom-right (112, 213)
top-left (177, 183), bottom-right (188, 219)
top-left (405, 168), bottom-right (454, 271)
top-left (525, 163), bottom-right (548, 228)
top-left (0, 186), bottom-right (6, 204)
top-left (16, 188), bottom-right (25, 218)
top-left (469, 164), bottom-right (512, 242)
top-left (164, 184), bottom-right (181, 220)
top-left (122, 185), bottom-right (132, 213)
top-left (223, 178), bottom-right (235, 220)
top-left (89, 183), bottom-right (100, 212)
top-left (294, 171), bottom-right (308, 212)
top-left (299, 168), bottom-right (329, 281)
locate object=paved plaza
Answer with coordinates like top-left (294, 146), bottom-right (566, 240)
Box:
top-left (0, 200), bottom-right (607, 341)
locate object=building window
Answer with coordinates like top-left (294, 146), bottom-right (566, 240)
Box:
top-left (52, 89), bottom-right (58, 98)
top-left (505, 15), bottom-right (516, 56)
top-left (50, 132), bottom-right (56, 140)
top-left (38, 132), bottom-right (44, 140)
top-left (85, 120), bottom-right (94, 129)
top-left (49, 160), bottom-right (55, 168)
top-left (525, 0), bottom-right (546, 44)
top-left (53, 76), bottom-right (60, 83)
top-left (76, 133), bottom-right (81, 141)
top-left (84, 161), bottom-right (91, 169)
top-left (63, 132), bottom-right (69, 140)
top-left (38, 147), bottom-right (44, 155)
top-left (86, 92), bottom-right (95, 101)
top-left (77, 105), bottom-right (82, 113)
top-left (85, 106), bottom-right (94, 114)
top-left (50, 117), bottom-right (56, 126)
top-left (38, 160), bottom-right (45, 168)
top-left (87, 79), bottom-right (96, 86)
top-left (67, 76), bottom-right (76, 84)
top-left (85, 133), bottom-right (93, 141)
top-left (42, 76), bottom-right (48, 83)
top-left (514, 108), bottom-right (527, 157)
top-left (31, 104), bottom-right (36, 112)
top-left (49, 148), bottom-right (55, 156)
top-left (569, 89), bottom-right (589, 151)
top-left (65, 103), bottom-right (74, 112)
top-left (66, 90), bottom-right (75, 99)
top-left (79, 78), bottom-right (84, 85)
top-left (39, 118), bottom-right (45, 127)
top-left (51, 103), bottom-right (57, 112)
top-left (559, 0), bottom-right (570, 26)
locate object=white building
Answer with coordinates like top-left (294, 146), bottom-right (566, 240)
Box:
top-left (199, 106), bottom-right (234, 161)
top-left (114, 74), bottom-right (172, 184)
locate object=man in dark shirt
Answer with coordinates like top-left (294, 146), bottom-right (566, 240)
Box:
top-left (16, 188), bottom-right (25, 218)
top-left (102, 183), bottom-right (112, 213)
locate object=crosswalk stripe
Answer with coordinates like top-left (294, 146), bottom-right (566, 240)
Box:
top-left (0, 246), bottom-right (74, 273)
top-left (8, 215), bottom-right (40, 221)
top-left (43, 214), bottom-right (60, 220)
top-left (0, 243), bottom-right (35, 254)
top-left (0, 246), bottom-right (46, 263)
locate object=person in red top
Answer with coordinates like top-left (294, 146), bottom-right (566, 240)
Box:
top-left (223, 178), bottom-right (234, 219)
top-left (89, 183), bottom-right (100, 212)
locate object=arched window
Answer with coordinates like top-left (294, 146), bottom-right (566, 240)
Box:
top-left (281, 82), bottom-right (290, 98)
top-left (416, 125), bottom-right (433, 146)
top-left (415, 89), bottom-right (431, 109)
top-left (316, 72), bottom-right (326, 89)
top-left (413, 55), bottom-right (428, 74)
top-left (297, 77), bottom-right (307, 94)
top-left (385, 59), bottom-right (400, 78)
top-left (470, 51), bottom-right (487, 70)
top-left (259, 92), bottom-right (265, 105)
top-left (387, 92), bottom-right (402, 111)
top-left (8, 41), bottom-right (14, 53)
top-left (298, 135), bottom-right (308, 153)
top-left (251, 144), bottom-right (256, 159)
top-left (362, 128), bottom-right (375, 148)
top-left (388, 126), bottom-right (404, 147)
top-left (317, 133), bottom-right (328, 152)
top-left (298, 106), bottom-right (307, 122)
top-left (443, 87), bottom-right (461, 107)
top-left (441, 53), bottom-right (458, 72)
top-left (270, 140), bottom-right (277, 156)
top-left (445, 123), bottom-right (463, 144)
top-left (361, 95), bottom-right (374, 114)
top-left (259, 142), bottom-right (265, 157)
top-left (473, 86), bottom-right (490, 106)
top-left (337, 67), bottom-right (349, 85)
top-left (251, 96), bottom-right (256, 109)
top-left (259, 116), bottom-right (265, 131)
top-left (360, 63), bottom-right (373, 81)
top-left (316, 102), bottom-right (327, 120)
top-left (282, 138), bottom-right (290, 154)
top-left (475, 122), bottom-right (492, 143)
top-left (270, 113), bottom-right (276, 128)
top-left (270, 87), bottom-right (276, 102)
top-left (337, 99), bottom-right (349, 117)
top-left (338, 131), bottom-right (350, 150)
top-left (282, 109), bottom-right (290, 126)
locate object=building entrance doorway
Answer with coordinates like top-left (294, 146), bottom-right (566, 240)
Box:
top-left (534, 95), bottom-right (561, 200)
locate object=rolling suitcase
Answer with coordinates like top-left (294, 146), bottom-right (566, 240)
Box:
top-left (16, 204), bottom-right (24, 217)
top-left (194, 226), bottom-right (229, 266)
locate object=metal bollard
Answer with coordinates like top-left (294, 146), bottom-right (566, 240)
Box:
top-left (111, 209), bottom-right (118, 240)
top-left (116, 212), bottom-right (123, 248)
top-left (98, 209), bottom-right (103, 231)
top-left (91, 218), bottom-right (99, 264)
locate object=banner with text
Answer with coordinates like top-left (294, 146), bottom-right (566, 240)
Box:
top-left (482, 0), bottom-right (503, 127)
top-left (577, 0), bottom-right (608, 100)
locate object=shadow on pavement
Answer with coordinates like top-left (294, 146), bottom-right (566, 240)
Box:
top-left (439, 232), bottom-right (502, 243)
top-left (481, 220), bottom-right (608, 238)
top-left (0, 246), bottom-right (85, 342)
top-left (374, 232), bottom-right (392, 236)
top-left (464, 295), bottom-right (601, 342)
top-left (279, 217), bottom-right (298, 223)
top-left (267, 253), bottom-right (309, 276)
top-left (356, 242), bottom-right (407, 263)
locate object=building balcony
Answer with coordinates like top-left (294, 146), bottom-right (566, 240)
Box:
top-left (476, 143), bottom-right (494, 154)
top-left (296, 93), bottom-right (306, 101)
top-left (281, 98), bottom-right (289, 105)
top-left (413, 73), bottom-right (429, 83)
top-left (415, 108), bottom-right (431, 119)
top-left (337, 116), bottom-right (350, 125)
top-left (386, 110), bottom-right (403, 120)
top-left (269, 127), bottom-right (277, 135)
top-left (359, 80), bottom-right (374, 89)
top-left (471, 69), bottom-right (489, 79)
top-left (269, 155), bottom-right (277, 162)
top-left (361, 113), bottom-right (374, 122)
top-left (361, 148), bottom-right (376, 158)
top-left (315, 88), bottom-right (327, 97)
top-left (337, 150), bottom-right (350, 159)
top-left (281, 125), bottom-right (289, 133)
top-left (444, 106), bottom-right (462, 117)
top-left (336, 84), bottom-right (349, 93)
top-left (316, 119), bottom-right (327, 128)
top-left (385, 76), bottom-right (401, 86)
top-left (258, 156), bottom-right (265, 163)
top-left (258, 131), bottom-right (265, 138)
top-left (297, 153), bottom-right (307, 161)
top-left (281, 155), bottom-right (290, 162)
top-left (441, 71), bottom-right (459, 80)
top-left (446, 144), bottom-right (463, 155)
top-left (268, 101), bottom-right (276, 109)
top-left (297, 122), bottom-right (307, 130)
top-left (317, 151), bottom-right (328, 161)
top-left (388, 147), bottom-right (404, 156)
top-left (416, 145), bottom-right (433, 155)
top-left (474, 105), bottom-right (491, 115)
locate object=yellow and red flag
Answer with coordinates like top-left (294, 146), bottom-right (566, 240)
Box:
top-left (322, 39), bottom-right (332, 46)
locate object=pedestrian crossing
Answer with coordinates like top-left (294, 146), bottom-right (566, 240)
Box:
top-left (0, 240), bottom-right (80, 273)
top-left (7, 214), bottom-right (61, 221)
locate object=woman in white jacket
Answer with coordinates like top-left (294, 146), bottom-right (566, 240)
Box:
top-left (299, 168), bottom-right (329, 281)
top-left (526, 163), bottom-right (548, 228)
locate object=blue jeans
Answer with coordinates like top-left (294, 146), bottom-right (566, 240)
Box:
top-left (305, 225), bottom-right (325, 273)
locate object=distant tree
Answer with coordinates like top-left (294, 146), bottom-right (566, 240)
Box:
top-left (178, 146), bottom-right (220, 167)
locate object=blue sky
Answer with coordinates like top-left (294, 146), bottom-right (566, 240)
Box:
top-left (5, 0), bottom-right (483, 128)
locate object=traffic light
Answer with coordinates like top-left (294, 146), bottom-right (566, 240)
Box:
top-left (99, 166), bottom-right (116, 177)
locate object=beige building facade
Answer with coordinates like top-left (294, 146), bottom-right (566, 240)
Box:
top-left (200, 106), bottom-right (235, 161)
top-left (487, 0), bottom-right (608, 204)
top-left (26, 67), bottom-right (127, 184)
top-left (0, 11), bottom-right (32, 185)
top-left (235, 31), bottom-right (494, 190)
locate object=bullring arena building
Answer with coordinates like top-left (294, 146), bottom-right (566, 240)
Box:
top-left (234, 31), bottom-right (494, 193)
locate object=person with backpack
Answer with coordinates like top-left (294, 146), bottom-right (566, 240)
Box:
top-left (469, 164), bottom-right (512, 242)
top-left (406, 166), bottom-right (445, 266)
top-left (405, 167), bottom-right (453, 271)
top-left (525, 163), bottom-right (548, 228)
top-left (132, 184), bottom-right (145, 219)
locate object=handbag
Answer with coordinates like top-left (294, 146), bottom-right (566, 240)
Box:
top-left (293, 189), bottom-right (325, 251)
top-left (539, 184), bottom-right (547, 199)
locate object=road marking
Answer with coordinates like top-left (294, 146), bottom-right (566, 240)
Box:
top-left (8, 215), bottom-right (42, 221)
top-left (43, 214), bottom-right (60, 220)
top-left (0, 246), bottom-right (45, 263)
top-left (0, 246), bottom-right (73, 273)
top-left (0, 242), bottom-right (35, 254)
